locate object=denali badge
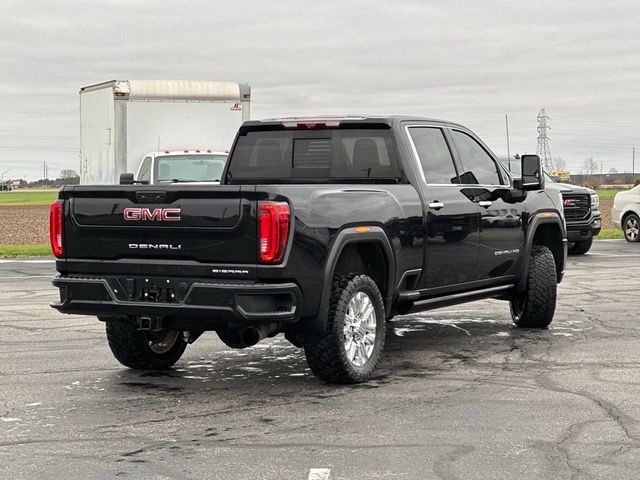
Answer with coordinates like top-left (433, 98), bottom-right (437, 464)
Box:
top-left (123, 207), bottom-right (181, 221)
top-left (494, 248), bottom-right (520, 256)
top-left (129, 244), bottom-right (182, 250)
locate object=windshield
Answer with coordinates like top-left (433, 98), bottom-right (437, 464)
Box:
top-left (155, 154), bottom-right (228, 183)
top-left (503, 158), bottom-right (521, 176)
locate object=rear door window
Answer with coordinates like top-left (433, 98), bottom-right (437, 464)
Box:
top-left (450, 130), bottom-right (503, 186)
top-left (407, 127), bottom-right (458, 184)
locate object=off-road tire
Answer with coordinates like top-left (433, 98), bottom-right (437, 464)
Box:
top-left (105, 319), bottom-right (187, 369)
top-left (623, 213), bottom-right (640, 242)
top-left (303, 273), bottom-right (386, 384)
top-left (510, 246), bottom-right (557, 328)
top-left (568, 237), bottom-right (593, 255)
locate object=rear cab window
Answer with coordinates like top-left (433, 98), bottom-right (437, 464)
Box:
top-left (226, 124), bottom-right (403, 183)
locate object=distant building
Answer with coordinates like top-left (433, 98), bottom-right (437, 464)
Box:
top-left (568, 173), bottom-right (636, 187)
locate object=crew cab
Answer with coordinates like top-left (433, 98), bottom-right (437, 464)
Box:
top-left (50, 116), bottom-right (567, 384)
top-left (131, 150), bottom-right (228, 185)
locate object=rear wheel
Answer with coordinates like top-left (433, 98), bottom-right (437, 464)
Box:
top-left (623, 213), bottom-right (640, 242)
top-left (568, 237), bottom-right (593, 255)
top-left (510, 246), bottom-right (557, 328)
top-left (105, 319), bottom-right (187, 369)
top-left (304, 273), bottom-right (386, 384)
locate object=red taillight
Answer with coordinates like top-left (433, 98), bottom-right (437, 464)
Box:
top-left (258, 201), bottom-right (290, 264)
top-left (49, 200), bottom-right (63, 257)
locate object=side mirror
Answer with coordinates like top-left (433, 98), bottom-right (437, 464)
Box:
top-left (520, 154), bottom-right (544, 191)
top-left (119, 173), bottom-right (135, 185)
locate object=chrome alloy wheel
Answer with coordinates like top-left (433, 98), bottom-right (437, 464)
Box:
top-left (625, 217), bottom-right (639, 241)
top-left (343, 291), bottom-right (377, 367)
top-left (146, 330), bottom-right (181, 354)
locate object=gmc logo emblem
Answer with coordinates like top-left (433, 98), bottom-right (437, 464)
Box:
top-left (123, 207), bottom-right (181, 221)
top-left (563, 199), bottom-right (576, 207)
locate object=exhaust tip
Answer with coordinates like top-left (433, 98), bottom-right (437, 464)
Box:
top-left (240, 327), bottom-right (261, 347)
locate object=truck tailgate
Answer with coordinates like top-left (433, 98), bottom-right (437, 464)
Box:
top-left (62, 185), bottom-right (256, 265)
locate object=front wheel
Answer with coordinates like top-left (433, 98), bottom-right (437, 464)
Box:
top-left (303, 273), bottom-right (386, 384)
top-left (568, 237), bottom-right (593, 255)
top-left (510, 246), bottom-right (557, 328)
top-left (105, 319), bottom-right (187, 369)
top-left (623, 213), bottom-right (640, 242)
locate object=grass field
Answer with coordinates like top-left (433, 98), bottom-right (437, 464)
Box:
top-left (595, 188), bottom-right (625, 198)
top-left (0, 244), bottom-right (51, 258)
top-left (596, 228), bottom-right (623, 239)
top-left (0, 190), bottom-right (58, 206)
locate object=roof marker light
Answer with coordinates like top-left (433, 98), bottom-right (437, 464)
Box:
top-left (281, 119), bottom-right (342, 129)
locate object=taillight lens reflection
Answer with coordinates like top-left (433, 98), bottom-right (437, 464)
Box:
top-left (49, 200), bottom-right (63, 257)
top-left (258, 201), bottom-right (290, 264)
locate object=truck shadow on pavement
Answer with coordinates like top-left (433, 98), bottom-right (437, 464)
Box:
top-left (105, 310), bottom-right (569, 398)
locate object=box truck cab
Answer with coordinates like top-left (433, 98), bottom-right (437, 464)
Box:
top-left (134, 150), bottom-right (228, 184)
top-left (80, 80), bottom-right (250, 184)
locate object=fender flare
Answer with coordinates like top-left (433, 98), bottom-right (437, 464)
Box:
top-left (516, 211), bottom-right (566, 293)
top-left (311, 226), bottom-right (395, 335)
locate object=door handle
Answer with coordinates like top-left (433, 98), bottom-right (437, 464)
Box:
top-left (428, 201), bottom-right (445, 210)
top-left (479, 201), bottom-right (492, 208)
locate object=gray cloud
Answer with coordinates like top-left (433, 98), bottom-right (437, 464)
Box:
top-left (1, 0), bottom-right (639, 179)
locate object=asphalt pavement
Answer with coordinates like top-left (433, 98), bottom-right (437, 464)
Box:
top-left (1, 240), bottom-right (639, 480)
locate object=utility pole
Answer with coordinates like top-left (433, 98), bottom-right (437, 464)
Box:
top-left (1, 169), bottom-right (9, 187)
top-left (505, 114), bottom-right (511, 166)
top-left (633, 147), bottom-right (636, 184)
top-left (536, 108), bottom-right (552, 171)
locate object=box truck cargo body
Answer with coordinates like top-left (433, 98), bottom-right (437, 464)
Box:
top-left (80, 80), bottom-right (250, 184)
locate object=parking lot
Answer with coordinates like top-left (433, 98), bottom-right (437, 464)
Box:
top-left (1, 240), bottom-right (639, 479)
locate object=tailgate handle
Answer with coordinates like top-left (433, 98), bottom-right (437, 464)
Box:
top-left (136, 191), bottom-right (167, 203)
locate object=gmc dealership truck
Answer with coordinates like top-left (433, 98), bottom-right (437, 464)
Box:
top-left (79, 80), bottom-right (250, 184)
top-left (503, 158), bottom-right (601, 254)
top-left (51, 116), bottom-right (567, 383)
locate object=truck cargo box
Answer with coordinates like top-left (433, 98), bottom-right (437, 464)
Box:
top-left (79, 79), bottom-right (250, 184)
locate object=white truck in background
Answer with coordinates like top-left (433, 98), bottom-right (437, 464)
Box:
top-left (133, 149), bottom-right (228, 185)
top-left (79, 79), bottom-right (250, 184)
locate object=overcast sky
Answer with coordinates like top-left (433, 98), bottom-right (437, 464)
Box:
top-left (1, 0), bottom-right (639, 180)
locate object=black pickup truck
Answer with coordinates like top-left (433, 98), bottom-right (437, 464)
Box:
top-left (51, 116), bottom-right (567, 383)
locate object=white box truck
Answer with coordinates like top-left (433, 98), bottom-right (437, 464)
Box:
top-left (79, 79), bottom-right (250, 184)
